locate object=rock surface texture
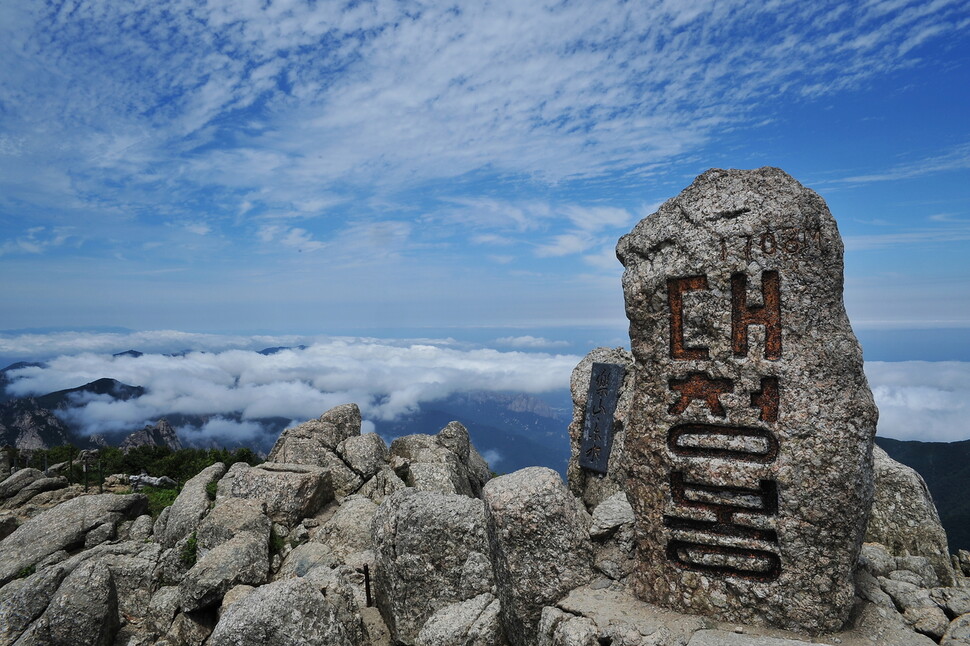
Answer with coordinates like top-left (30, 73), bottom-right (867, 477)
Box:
top-left (867, 444), bottom-right (955, 586)
top-left (616, 167), bottom-right (878, 632)
top-left (484, 467), bottom-right (594, 646)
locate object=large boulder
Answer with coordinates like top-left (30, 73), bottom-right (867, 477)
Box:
top-left (0, 493), bottom-right (147, 586)
top-left (389, 422), bottom-right (488, 497)
top-left (866, 445), bottom-right (955, 586)
top-left (0, 467), bottom-right (44, 499)
top-left (372, 489), bottom-right (494, 644)
top-left (483, 467), bottom-right (594, 646)
top-left (207, 577), bottom-right (358, 646)
top-left (196, 497), bottom-right (271, 557)
top-left (178, 531), bottom-right (269, 612)
top-left (158, 462), bottom-right (225, 548)
top-left (0, 563), bottom-right (68, 644)
top-left (268, 403), bottom-right (362, 462)
top-left (415, 593), bottom-right (507, 646)
top-left (310, 494), bottom-right (378, 563)
top-left (566, 348), bottom-right (635, 510)
top-left (13, 560), bottom-right (119, 646)
top-left (337, 432), bottom-right (389, 480)
top-left (1, 475), bottom-right (67, 509)
top-left (217, 461), bottom-right (333, 526)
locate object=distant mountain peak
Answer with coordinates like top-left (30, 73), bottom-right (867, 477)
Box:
top-left (120, 418), bottom-right (183, 453)
top-left (113, 350), bottom-right (143, 358)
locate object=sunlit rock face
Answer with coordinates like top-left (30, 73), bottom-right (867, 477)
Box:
top-left (616, 167), bottom-right (877, 633)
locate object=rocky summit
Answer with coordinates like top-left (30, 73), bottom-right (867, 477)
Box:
top-left (1, 168), bottom-right (968, 646)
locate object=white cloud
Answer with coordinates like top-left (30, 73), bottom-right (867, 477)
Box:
top-left (2, 0), bottom-right (962, 230)
top-left (495, 336), bottom-right (571, 350)
top-left (866, 361), bottom-right (970, 442)
top-left (3, 336), bottom-right (581, 439)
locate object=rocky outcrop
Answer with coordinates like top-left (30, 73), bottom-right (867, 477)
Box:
top-left (13, 560), bottom-right (119, 646)
top-left (484, 467), bottom-right (594, 646)
top-left (120, 418), bottom-right (184, 452)
top-left (389, 421), bottom-right (488, 497)
top-left (207, 577), bottom-right (358, 646)
top-left (217, 461), bottom-right (332, 525)
top-left (157, 462), bottom-right (225, 548)
top-left (867, 445), bottom-right (956, 586)
top-left (1, 392), bottom-right (966, 646)
top-left (0, 492), bottom-right (147, 586)
top-left (373, 489), bottom-right (494, 644)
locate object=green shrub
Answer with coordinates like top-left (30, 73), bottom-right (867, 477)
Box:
top-left (15, 564), bottom-right (35, 579)
top-left (180, 532), bottom-right (198, 567)
top-left (205, 480), bottom-right (218, 501)
top-left (269, 527), bottom-right (285, 554)
top-left (142, 485), bottom-right (179, 518)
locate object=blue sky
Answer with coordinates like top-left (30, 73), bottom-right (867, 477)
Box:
top-left (0, 0), bottom-right (967, 347)
top-left (1, 1), bottom-right (970, 445)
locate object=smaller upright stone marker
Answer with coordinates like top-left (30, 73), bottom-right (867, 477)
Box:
top-left (616, 167), bottom-right (877, 633)
top-left (579, 362), bottom-right (625, 474)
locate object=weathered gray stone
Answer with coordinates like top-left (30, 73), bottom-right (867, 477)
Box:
top-left (589, 492), bottom-right (635, 539)
top-left (616, 167), bottom-right (877, 633)
top-left (537, 607), bottom-right (598, 646)
top-left (310, 493), bottom-right (378, 562)
top-left (904, 605), bottom-right (949, 640)
top-left (932, 587), bottom-right (970, 619)
top-left (14, 560), bottom-right (119, 646)
top-left (416, 593), bottom-right (507, 646)
top-left (866, 445), bottom-right (954, 585)
top-left (337, 432), bottom-right (389, 480)
top-left (217, 461), bottom-right (332, 526)
top-left (0, 493), bottom-right (147, 586)
top-left (198, 497), bottom-right (270, 557)
top-left (879, 576), bottom-right (933, 611)
top-left (0, 512), bottom-right (16, 540)
top-left (219, 584), bottom-right (256, 614)
top-left (2, 476), bottom-right (67, 509)
top-left (391, 432), bottom-right (478, 497)
top-left (372, 489), bottom-right (492, 644)
top-left (896, 555), bottom-right (941, 588)
top-left (160, 610), bottom-right (215, 646)
top-left (159, 462), bottom-right (225, 548)
top-left (437, 421), bottom-right (471, 463)
top-left (146, 586), bottom-right (181, 635)
top-left (859, 542), bottom-right (896, 578)
top-left (554, 585), bottom-right (712, 646)
top-left (207, 577), bottom-right (357, 646)
top-left (129, 513), bottom-right (154, 541)
top-left (566, 348), bottom-right (635, 511)
top-left (0, 467), bottom-right (43, 499)
top-left (267, 403), bottom-right (362, 462)
top-left (178, 531), bottom-right (269, 612)
top-left (358, 466), bottom-right (408, 504)
top-left (943, 613), bottom-right (970, 646)
top-left (0, 564), bottom-right (67, 644)
top-left (483, 467), bottom-right (593, 646)
top-left (275, 541), bottom-right (339, 580)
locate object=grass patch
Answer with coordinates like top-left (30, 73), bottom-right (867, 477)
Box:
top-left (142, 485), bottom-right (179, 518)
top-left (180, 532), bottom-right (198, 567)
top-left (15, 564), bottom-right (35, 579)
top-left (269, 526), bottom-right (285, 554)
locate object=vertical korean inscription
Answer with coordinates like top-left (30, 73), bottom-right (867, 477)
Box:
top-left (663, 271), bottom-right (783, 580)
top-left (579, 362), bottom-right (626, 474)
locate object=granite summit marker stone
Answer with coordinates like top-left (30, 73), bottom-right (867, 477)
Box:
top-left (616, 167), bottom-right (877, 633)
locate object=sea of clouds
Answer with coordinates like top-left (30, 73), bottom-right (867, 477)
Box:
top-left (0, 331), bottom-right (579, 444)
top-left (2, 330), bottom-right (969, 445)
